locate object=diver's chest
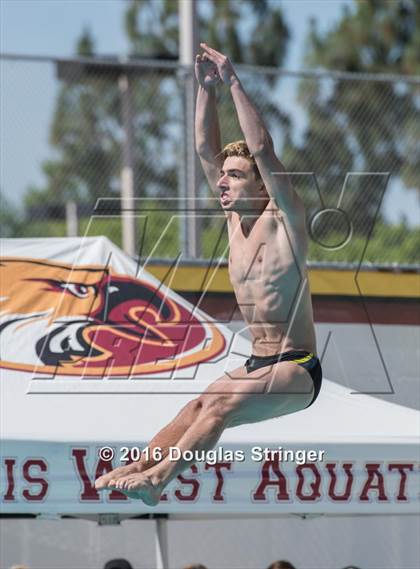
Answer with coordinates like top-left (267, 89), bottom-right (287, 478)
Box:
top-left (228, 219), bottom-right (283, 284)
top-left (228, 241), bottom-right (264, 281)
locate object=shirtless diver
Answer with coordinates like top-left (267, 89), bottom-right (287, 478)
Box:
top-left (95, 43), bottom-right (322, 505)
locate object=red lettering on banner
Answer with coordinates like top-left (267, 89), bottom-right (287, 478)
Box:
top-left (205, 462), bottom-right (232, 502)
top-left (71, 449), bottom-right (128, 501)
top-left (72, 449), bottom-right (101, 501)
top-left (3, 459), bottom-right (16, 501)
top-left (22, 460), bottom-right (48, 501)
top-left (326, 463), bottom-right (354, 501)
top-left (359, 463), bottom-right (388, 501)
top-left (296, 464), bottom-right (321, 501)
top-left (388, 463), bottom-right (414, 501)
top-left (253, 460), bottom-right (289, 501)
top-left (97, 462), bottom-right (130, 502)
top-left (174, 465), bottom-right (200, 501)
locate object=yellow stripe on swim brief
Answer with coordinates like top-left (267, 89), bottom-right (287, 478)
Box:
top-left (292, 352), bottom-right (314, 364)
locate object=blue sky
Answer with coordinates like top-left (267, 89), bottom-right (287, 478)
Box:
top-left (1, 0), bottom-right (418, 227)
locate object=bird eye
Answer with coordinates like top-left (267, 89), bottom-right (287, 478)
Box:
top-left (60, 283), bottom-right (95, 298)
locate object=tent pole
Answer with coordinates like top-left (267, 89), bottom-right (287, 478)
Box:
top-left (155, 516), bottom-right (169, 569)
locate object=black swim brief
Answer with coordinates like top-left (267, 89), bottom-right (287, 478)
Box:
top-left (244, 351), bottom-right (322, 409)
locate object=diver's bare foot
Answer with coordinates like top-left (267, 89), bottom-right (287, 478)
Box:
top-left (95, 462), bottom-right (143, 490)
top-left (113, 472), bottom-right (163, 506)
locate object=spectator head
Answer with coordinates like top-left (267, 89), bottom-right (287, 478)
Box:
top-left (182, 565), bottom-right (208, 569)
top-left (266, 562), bottom-right (297, 569)
top-left (103, 560), bottom-right (133, 569)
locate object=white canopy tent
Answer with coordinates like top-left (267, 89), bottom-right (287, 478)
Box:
top-left (1, 237), bottom-right (419, 566)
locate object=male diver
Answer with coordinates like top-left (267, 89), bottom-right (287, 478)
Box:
top-left (95, 44), bottom-right (322, 505)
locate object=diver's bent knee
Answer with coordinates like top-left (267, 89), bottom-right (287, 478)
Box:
top-left (187, 397), bottom-right (203, 413)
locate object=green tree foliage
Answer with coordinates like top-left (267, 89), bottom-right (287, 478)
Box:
top-left (125, 0), bottom-right (289, 65)
top-left (25, 0), bottom-right (291, 215)
top-left (0, 191), bottom-right (23, 237)
top-left (25, 30), bottom-right (121, 211)
top-left (283, 0), bottom-right (419, 238)
top-left (201, 0), bottom-right (291, 146)
top-left (123, 0), bottom-right (291, 198)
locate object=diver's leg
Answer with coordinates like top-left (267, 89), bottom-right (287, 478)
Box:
top-left (109, 361), bottom-right (313, 505)
top-left (95, 397), bottom-right (204, 488)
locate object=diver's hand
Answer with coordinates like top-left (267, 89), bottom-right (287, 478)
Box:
top-left (195, 53), bottom-right (221, 89)
top-left (199, 43), bottom-right (239, 86)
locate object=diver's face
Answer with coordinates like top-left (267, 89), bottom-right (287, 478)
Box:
top-left (217, 156), bottom-right (265, 213)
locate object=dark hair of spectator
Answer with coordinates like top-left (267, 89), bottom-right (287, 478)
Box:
top-left (103, 559), bottom-right (133, 569)
top-left (266, 561), bottom-right (296, 569)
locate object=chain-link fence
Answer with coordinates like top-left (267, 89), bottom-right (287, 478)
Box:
top-left (1, 54), bottom-right (419, 266)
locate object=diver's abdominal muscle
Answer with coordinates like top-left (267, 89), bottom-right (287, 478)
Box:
top-left (235, 281), bottom-right (292, 321)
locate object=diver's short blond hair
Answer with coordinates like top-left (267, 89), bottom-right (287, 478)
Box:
top-left (220, 140), bottom-right (261, 179)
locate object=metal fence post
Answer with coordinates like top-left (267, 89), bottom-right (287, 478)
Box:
top-left (179, 0), bottom-right (201, 259)
top-left (65, 201), bottom-right (78, 237)
top-left (119, 73), bottom-right (136, 257)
